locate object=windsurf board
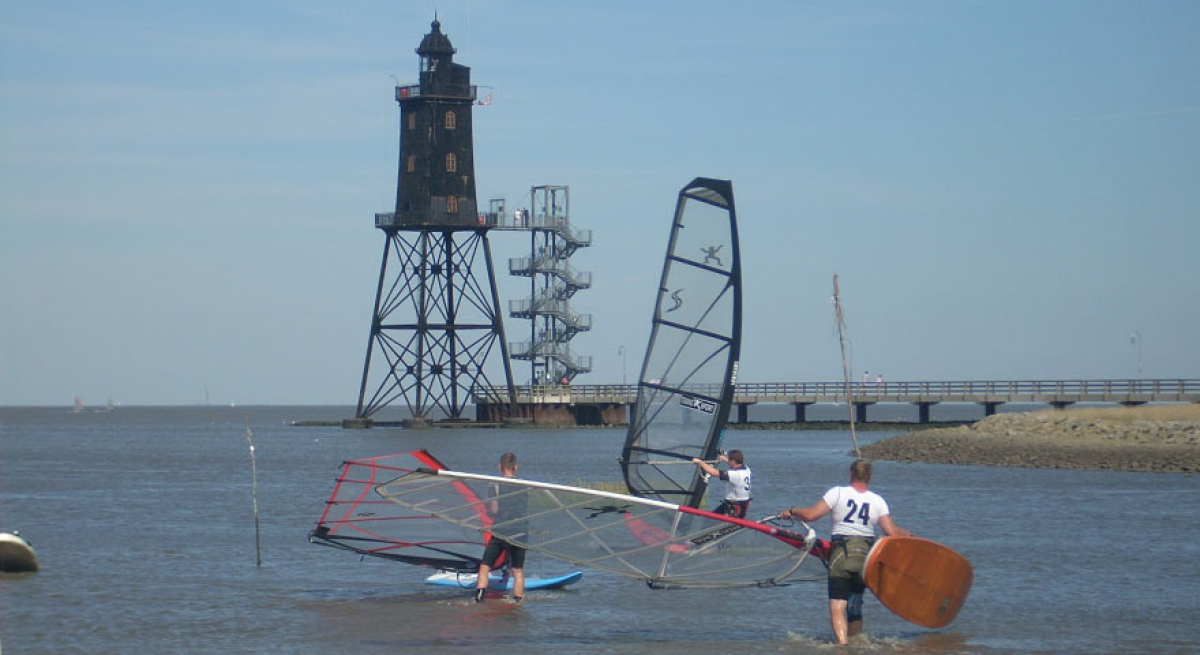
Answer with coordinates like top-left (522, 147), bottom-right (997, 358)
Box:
top-left (424, 570), bottom-right (582, 591)
top-left (863, 536), bottom-right (972, 629)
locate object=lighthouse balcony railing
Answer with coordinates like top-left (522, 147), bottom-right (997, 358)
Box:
top-left (376, 209), bottom-right (494, 229)
top-left (395, 84), bottom-right (478, 102)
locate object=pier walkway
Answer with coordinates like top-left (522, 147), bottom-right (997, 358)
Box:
top-left (474, 379), bottom-right (1200, 426)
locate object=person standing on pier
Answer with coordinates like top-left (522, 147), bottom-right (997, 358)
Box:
top-left (692, 450), bottom-right (752, 518)
top-left (779, 459), bottom-right (911, 645)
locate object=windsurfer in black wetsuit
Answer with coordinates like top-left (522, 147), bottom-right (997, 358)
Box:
top-left (475, 452), bottom-right (528, 603)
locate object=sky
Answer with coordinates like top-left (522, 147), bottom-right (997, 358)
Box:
top-left (2, 1), bottom-right (1198, 406)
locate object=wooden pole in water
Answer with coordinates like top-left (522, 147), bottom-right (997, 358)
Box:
top-left (832, 274), bottom-right (861, 458)
top-left (244, 420), bottom-right (262, 567)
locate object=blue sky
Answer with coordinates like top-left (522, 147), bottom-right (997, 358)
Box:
top-left (2, 1), bottom-right (1197, 406)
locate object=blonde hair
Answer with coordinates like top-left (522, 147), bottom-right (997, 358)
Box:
top-left (849, 459), bottom-right (872, 483)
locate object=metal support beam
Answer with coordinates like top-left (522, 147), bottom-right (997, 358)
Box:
top-left (355, 230), bottom-right (515, 421)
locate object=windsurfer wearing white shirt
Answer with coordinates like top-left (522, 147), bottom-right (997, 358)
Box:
top-left (779, 459), bottom-right (911, 645)
top-left (691, 450), bottom-right (752, 518)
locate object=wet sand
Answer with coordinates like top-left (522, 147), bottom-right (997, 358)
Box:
top-left (861, 404), bottom-right (1200, 473)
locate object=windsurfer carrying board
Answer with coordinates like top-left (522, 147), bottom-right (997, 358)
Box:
top-left (779, 459), bottom-right (911, 645)
top-left (475, 452), bottom-right (528, 603)
top-left (691, 450), bottom-right (752, 518)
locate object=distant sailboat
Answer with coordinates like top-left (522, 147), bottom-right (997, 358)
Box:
top-left (73, 396), bottom-right (84, 413)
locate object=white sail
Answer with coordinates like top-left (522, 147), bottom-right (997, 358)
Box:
top-left (376, 466), bottom-right (824, 589)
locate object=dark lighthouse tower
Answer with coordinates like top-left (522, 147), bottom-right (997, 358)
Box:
top-left (353, 19), bottom-right (515, 425)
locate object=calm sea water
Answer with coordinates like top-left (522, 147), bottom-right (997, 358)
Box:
top-left (2, 406), bottom-right (1198, 654)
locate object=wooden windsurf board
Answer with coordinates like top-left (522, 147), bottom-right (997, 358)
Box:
top-left (863, 536), bottom-right (971, 629)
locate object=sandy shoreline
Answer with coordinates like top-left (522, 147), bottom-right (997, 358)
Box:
top-left (860, 404), bottom-right (1200, 473)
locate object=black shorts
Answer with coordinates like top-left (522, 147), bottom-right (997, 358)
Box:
top-left (827, 572), bottom-right (866, 601)
top-left (481, 537), bottom-right (525, 569)
top-left (715, 500), bottom-right (750, 519)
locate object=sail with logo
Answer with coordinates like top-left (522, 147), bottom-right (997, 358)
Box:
top-left (620, 178), bottom-right (741, 509)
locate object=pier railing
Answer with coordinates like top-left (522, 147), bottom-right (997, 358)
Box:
top-left (476, 379), bottom-right (1200, 405)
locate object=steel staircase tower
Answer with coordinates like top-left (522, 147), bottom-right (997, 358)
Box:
top-left (507, 186), bottom-right (593, 386)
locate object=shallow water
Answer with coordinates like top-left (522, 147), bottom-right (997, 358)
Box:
top-left (2, 406), bottom-right (1198, 654)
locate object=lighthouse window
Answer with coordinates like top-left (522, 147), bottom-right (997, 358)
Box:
top-left (444, 111), bottom-right (456, 129)
top-left (408, 113), bottom-right (416, 130)
top-left (447, 195), bottom-right (459, 212)
top-left (446, 153), bottom-right (457, 173)
top-left (406, 155), bottom-right (416, 172)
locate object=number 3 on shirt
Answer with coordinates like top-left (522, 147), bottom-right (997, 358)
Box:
top-left (841, 500), bottom-right (871, 526)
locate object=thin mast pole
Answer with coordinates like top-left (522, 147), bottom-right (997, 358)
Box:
top-left (832, 274), bottom-right (861, 458)
top-left (244, 420), bottom-right (262, 567)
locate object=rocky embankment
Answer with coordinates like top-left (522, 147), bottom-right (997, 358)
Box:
top-left (861, 405), bottom-right (1200, 473)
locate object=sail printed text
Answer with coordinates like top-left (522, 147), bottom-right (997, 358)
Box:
top-left (680, 395), bottom-right (717, 414)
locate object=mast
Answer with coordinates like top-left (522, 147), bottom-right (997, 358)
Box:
top-left (832, 273), bottom-right (861, 458)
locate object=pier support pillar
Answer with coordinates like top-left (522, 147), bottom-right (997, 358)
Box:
top-left (1049, 401), bottom-right (1075, 411)
top-left (793, 402), bottom-right (812, 424)
top-left (917, 402), bottom-right (935, 424)
top-left (855, 403), bottom-right (870, 424)
top-left (737, 403), bottom-right (750, 424)
top-left (982, 402), bottom-right (1001, 417)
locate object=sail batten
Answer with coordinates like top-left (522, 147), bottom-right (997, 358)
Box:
top-left (653, 319), bottom-right (734, 344)
top-left (665, 254), bottom-right (734, 276)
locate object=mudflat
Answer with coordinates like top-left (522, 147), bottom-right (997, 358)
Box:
top-left (861, 404), bottom-right (1200, 473)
